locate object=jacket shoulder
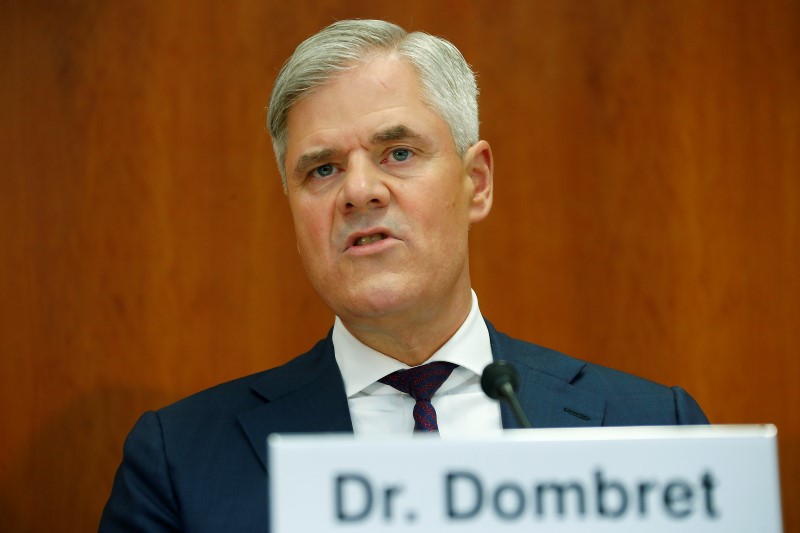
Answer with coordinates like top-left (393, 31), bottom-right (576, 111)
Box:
top-left (157, 335), bottom-right (331, 422)
top-left (489, 325), bottom-right (708, 425)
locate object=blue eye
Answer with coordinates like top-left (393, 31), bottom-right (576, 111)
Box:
top-left (391, 148), bottom-right (411, 161)
top-left (312, 163), bottom-right (335, 178)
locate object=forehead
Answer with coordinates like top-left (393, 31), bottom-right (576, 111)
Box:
top-left (290, 54), bottom-right (426, 133)
top-left (284, 54), bottom-right (451, 169)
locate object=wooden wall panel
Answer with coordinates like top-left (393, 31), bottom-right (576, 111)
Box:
top-left (1, 1), bottom-right (797, 531)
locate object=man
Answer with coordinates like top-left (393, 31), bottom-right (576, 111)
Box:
top-left (99, 19), bottom-right (707, 532)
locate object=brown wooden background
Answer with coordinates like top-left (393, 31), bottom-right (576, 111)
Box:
top-left (2, 1), bottom-right (798, 531)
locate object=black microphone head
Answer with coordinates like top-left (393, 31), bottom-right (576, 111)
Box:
top-left (481, 360), bottom-right (520, 400)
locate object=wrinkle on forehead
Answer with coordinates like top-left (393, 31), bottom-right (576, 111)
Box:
top-left (291, 123), bottom-right (435, 179)
top-left (285, 54), bottom-right (453, 178)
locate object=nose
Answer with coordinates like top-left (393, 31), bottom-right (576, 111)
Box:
top-left (336, 155), bottom-right (390, 213)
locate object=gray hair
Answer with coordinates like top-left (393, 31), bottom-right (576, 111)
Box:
top-left (267, 19), bottom-right (479, 187)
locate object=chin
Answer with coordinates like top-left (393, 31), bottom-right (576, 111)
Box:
top-left (333, 284), bottom-right (418, 321)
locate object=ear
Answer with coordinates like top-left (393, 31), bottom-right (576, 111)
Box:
top-left (464, 140), bottom-right (494, 224)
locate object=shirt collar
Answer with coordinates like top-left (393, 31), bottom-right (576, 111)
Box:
top-left (333, 290), bottom-right (493, 397)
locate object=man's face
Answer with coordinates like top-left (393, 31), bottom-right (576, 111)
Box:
top-left (283, 53), bottom-right (492, 329)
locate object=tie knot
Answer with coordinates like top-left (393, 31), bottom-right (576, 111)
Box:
top-left (378, 361), bottom-right (457, 402)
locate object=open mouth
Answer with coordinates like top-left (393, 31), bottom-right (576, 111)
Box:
top-left (354, 233), bottom-right (387, 246)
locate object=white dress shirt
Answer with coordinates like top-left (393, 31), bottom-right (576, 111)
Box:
top-left (332, 291), bottom-right (503, 437)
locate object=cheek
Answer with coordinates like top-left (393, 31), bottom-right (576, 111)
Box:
top-left (293, 220), bottom-right (330, 283)
top-left (291, 211), bottom-right (322, 259)
top-left (439, 180), bottom-right (473, 222)
top-left (296, 220), bottom-right (326, 252)
top-left (292, 195), bottom-right (329, 234)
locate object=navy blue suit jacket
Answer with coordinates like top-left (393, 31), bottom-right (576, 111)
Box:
top-left (99, 323), bottom-right (707, 532)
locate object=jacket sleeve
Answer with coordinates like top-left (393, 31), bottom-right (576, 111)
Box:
top-left (672, 386), bottom-right (710, 425)
top-left (99, 411), bottom-right (181, 532)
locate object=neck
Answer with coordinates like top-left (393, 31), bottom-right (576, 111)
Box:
top-left (340, 290), bottom-right (473, 366)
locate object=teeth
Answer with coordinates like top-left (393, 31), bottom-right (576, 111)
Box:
top-left (355, 233), bottom-right (386, 246)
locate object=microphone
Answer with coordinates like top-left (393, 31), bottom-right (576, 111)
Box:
top-left (481, 361), bottom-right (532, 428)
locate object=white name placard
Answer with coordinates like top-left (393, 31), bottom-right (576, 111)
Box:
top-left (268, 425), bottom-right (782, 532)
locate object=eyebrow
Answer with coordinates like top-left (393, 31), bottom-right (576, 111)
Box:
top-left (370, 124), bottom-right (428, 145)
top-left (292, 148), bottom-right (338, 178)
top-left (291, 124), bottom-right (432, 178)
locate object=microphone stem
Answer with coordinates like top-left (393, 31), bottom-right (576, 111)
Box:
top-left (499, 382), bottom-right (532, 429)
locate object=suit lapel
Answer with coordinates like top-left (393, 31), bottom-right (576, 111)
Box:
top-left (238, 321), bottom-right (607, 469)
top-left (238, 333), bottom-right (353, 470)
top-left (486, 321), bottom-right (606, 429)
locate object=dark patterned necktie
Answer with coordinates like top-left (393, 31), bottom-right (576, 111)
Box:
top-left (378, 361), bottom-right (457, 432)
